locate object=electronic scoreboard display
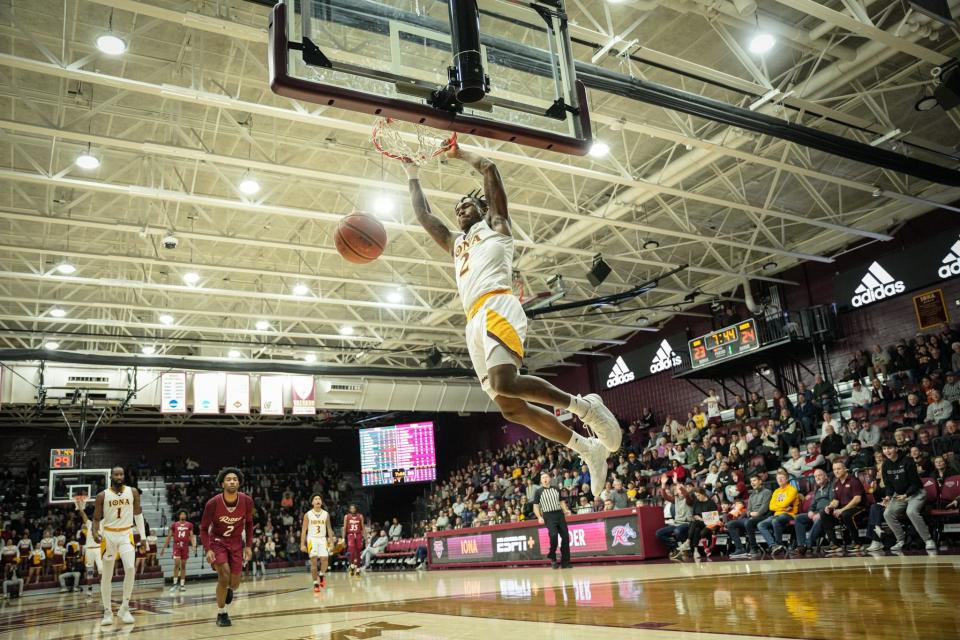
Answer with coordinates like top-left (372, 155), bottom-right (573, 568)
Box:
top-left (359, 422), bottom-right (437, 487)
top-left (688, 319), bottom-right (760, 368)
top-left (50, 448), bottom-right (76, 469)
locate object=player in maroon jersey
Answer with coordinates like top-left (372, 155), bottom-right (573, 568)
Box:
top-left (343, 504), bottom-right (365, 576)
top-left (200, 468), bottom-right (253, 627)
top-left (160, 510), bottom-right (195, 592)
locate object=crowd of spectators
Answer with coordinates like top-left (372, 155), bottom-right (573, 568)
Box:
top-left (416, 325), bottom-right (960, 560)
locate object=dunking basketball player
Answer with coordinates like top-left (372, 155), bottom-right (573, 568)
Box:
top-left (343, 505), bottom-right (365, 576)
top-left (91, 466), bottom-right (148, 625)
top-left (300, 494), bottom-right (335, 591)
top-left (403, 148), bottom-right (620, 498)
top-left (160, 510), bottom-right (195, 592)
top-left (200, 468), bottom-right (254, 627)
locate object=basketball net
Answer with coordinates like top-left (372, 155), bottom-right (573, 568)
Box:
top-left (372, 117), bottom-right (457, 166)
top-left (512, 270), bottom-right (524, 303)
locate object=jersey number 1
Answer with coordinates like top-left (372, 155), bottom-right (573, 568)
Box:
top-left (117, 507), bottom-right (122, 520)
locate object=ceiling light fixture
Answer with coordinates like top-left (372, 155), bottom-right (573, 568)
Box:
top-left (238, 174), bottom-right (261, 195)
top-left (762, 261), bottom-right (778, 271)
top-left (75, 146), bottom-right (100, 169)
top-left (339, 325), bottom-right (354, 336)
top-left (255, 320), bottom-right (270, 331)
top-left (55, 262), bottom-right (76, 275)
top-left (387, 289), bottom-right (403, 304)
top-left (182, 272), bottom-right (200, 285)
top-left (95, 33), bottom-right (126, 55)
top-left (915, 94), bottom-right (940, 112)
top-left (141, 345), bottom-right (156, 355)
top-left (292, 283), bottom-right (310, 296)
top-left (44, 341), bottom-right (60, 350)
top-left (372, 194), bottom-right (395, 216)
top-left (158, 314), bottom-right (174, 325)
top-left (49, 307), bottom-right (67, 318)
top-left (588, 141), bottom-right (610, 158)
top-left (304, 353), bottom-right (317, 363)
top-left (228, 349), bottom-right (241, 359)
top-left (643, 239), bottom-right (660, 250)
top-left (748, 33), bottom-right (776, 55)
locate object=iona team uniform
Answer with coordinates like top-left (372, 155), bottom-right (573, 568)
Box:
top-left (453, 218), bottom-right (526, 398)
top-left (82, 519), bottom-right (103, 573)
top-left (100, 485), bottom-right (136, 565)
top-left (306, 509), bottom-right (330, 558)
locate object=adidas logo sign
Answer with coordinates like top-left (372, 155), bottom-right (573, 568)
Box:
top-left (650, 339), bottom-right (682, 374)
top-left (939, 238), bottom-right (960, 279)
top-left (607, 356), bottom-right (635, 388)
top-left (851, 261), bottom-right (904, 307)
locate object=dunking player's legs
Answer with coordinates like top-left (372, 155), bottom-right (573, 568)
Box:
top-left (493, 396), bottom-right (571, 443)
top-left (487, 365), bottom-right (574, 410)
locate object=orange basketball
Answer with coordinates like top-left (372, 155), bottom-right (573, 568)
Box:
top-left (334, 212), bottom-right (387, 264)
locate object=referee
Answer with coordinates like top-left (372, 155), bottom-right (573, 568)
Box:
top-left (533, 472), bottom-right (572, 569)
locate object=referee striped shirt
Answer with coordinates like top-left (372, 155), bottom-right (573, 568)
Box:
top-left (533, 486), bottom-right (563, 513)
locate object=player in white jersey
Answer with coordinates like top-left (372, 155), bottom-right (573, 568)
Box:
top-left (92, 466), bottom-right (147, 626)
top-left (299, 494), bottom-right (334, 592)
top-left (404, 147), bottom-right (621, 499)
top-left (74, 495), bottom-right (103, 594)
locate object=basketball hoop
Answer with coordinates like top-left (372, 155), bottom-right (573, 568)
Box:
top-left (372, 117), bottom-right (457, 165)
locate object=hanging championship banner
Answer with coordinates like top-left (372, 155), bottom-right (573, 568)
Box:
top-left (224, 374), bottom-right (250, 415)
top-left (259, 375), bottom-right (285, 415)
top-left (192, 372), bottom-right (220, 414)
top-left (291, 375), bottom-right (316, 415)
top-left (160, 372), bottom-right (187, 414)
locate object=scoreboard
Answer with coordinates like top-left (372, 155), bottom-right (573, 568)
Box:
top-left (50, 448), bottom-right (76, 469)
top-left (688, 319), bottom-right (760, 368)
top-left (359, 422), bottom-right (437, 487)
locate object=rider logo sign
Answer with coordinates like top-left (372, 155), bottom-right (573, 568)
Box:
top-left (432, 539), bottom-right (444, 559)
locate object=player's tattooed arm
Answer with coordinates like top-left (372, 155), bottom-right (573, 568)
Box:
top-left (403, 163), bottom-right (456, 254)
top-left (448, 146), bottom-right (510, 234)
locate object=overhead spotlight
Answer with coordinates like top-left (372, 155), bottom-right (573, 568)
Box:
top-left (238, 174), bottom-right (261, 195)
top-left (158, 314), bottom-right (174, 325)
top-left (748, 33), bottom-right (776, 55)
top-left (683, 290), bottom-right (699, 303)
top-left (227, 349), bottom-right (241, 358)
top-left (588, 141), bottom-right (610, 158)
top-left (292, 283), bottom-right (310, 296)
top-left (643, 239), bottom-right (660, 250)
top-left (372, 194), bottom-right (395, 216)
top-left (182, 272), bottom-right (200, 285)
top-left (339, 325), bottom-right (354, 336)
top-left (75, 147), bottom-right (100, 169)
top-left (421, 346), bottom-right (443, 369)
top-left (871, 185), bottom-right (883, 197)
top-left (141, 345), bottom-right (156, 355)
top-left (762, 261), bottom-right (778, 271)
top-left (44, 341), bottom-right (60, 350)
top-left (49, 307), bottom-right (67, 318)
top-left (915, 94), bottom-right (940, 112)
top-left (255, 320), bottom-right (270, 331)
top-left (386, 289), bottom-right (403, 304)
top-left (55, 261), bottom-right (76, 275)
top-left (304, 353), bottom-right (317, 363)
top-left (637, 315), bottom-right (649, 326)
top-left (586, 254), bottom-right (612, 287)
top-left (95, 33), bottom-right (127, 55)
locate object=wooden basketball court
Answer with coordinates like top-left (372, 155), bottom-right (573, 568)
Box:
top-left (2, 554), bottom-right (956, 640)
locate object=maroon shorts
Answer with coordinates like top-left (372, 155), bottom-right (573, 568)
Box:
top-left (208, 539), bottom-right (243, 574)
top-left (172, 544), bottom-right (190, 560)
top-left (347, 537), bottom-right (364, 562)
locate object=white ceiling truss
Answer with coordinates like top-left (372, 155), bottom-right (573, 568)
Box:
top-left (0, 0), bottom-right (957, 373)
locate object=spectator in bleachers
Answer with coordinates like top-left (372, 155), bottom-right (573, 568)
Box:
top-left (795, 395), bottom-right (819, 438)
top-left (841, 420), bottom-right (860, 450)
top-left (869, 378), bottom-right (892, 405)
top-left (951, 342), bottom-right (960, 372)
top-left (726, 475), bottom-right (771, 558)
top-left (909, 446), bottom-right (931, 476)
top-left (820, 411), bottom-right (840, 440)
top-left (880, 440), bottom-right (936, 552)
top-left (609, 479), bottom-right (629, 509)
top-left (871, 344), bottom-right (890, 376)
top-left (776, 409), bottom-right (802, 454)
top-left (847, 441), bottom-right (873, 472)
top-left (820, 424), bottom-right (845, 461)
top-left (639, 407), bottom-right (656, 430)
top-left (916, 430), bottom-right (935, 457)
top-left (792, 468), bottom-right (833, 555)
top-left (733, 395), bottom-right (748, 421)
top-left (813, 374), bottom-right (838, 411)
top-left (803, 442), bottom-right (826, 477)
top-left (680, 487), bottom-right (717, 561)
top-left (942, 372), bottom-right (960, 404)
top-left (850, 380), bottom-right (872, 408)
top-left (784, 447), bottom-right (805, 479)
top-left (858, 418), bottom-right (881, 452)
top-left (757, 469), bottom-right (800, 555)
top-left (821, 461), bottom-right (865, 553)
top-left (750, 391), bottom-right (768, 419)
top-left (927, 390), bottom-right (953, 425)
top-left (902, 393), bottom-right (925, 426)
top-left (692, 406), bottom-right (707, 430)
top-left (576, 496), bottom-right (594, 514)
top-left (935, 421), bottom-right (960, 456)
top-left (656, 482), bottom-right (692, 556)
top-left (702, 390), bottom-right (723, 421)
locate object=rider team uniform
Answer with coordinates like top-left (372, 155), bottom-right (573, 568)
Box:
top-left (306, 509), bottom-right (330, 558)
top-left (200, 493), bottom-right (254, 575)
top-left (171, 521), bottom-right (194, 560)
top-left (454, 218), bottom-right (526, 398)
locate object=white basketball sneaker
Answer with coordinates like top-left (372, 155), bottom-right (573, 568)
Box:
top-left (100, 610), bottom-right (113, 626)
top-left (581, 394), bottom-right (622, 452)
top-left (581, 437), bottom-right (610, 499)
top-left (118, 605), bottom-right (135, 624)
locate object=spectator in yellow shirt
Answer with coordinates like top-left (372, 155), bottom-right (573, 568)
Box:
top-left (757, 468), bottom-right (800, 555)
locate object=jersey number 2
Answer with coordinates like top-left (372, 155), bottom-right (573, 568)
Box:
top-left (459, 252), bottom-right (469, 277)
top-left (223, 525), bottom-right (235, 537)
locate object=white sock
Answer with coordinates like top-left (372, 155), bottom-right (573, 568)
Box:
top-left (218, 607), bottom-right (225, 614)
top-left (566, 430), bottom-right (590, 454)
top-left (567, 395), bottom-right (590, 418)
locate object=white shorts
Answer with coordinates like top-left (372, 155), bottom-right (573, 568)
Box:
top-left (84, 546), bottom-right (102, 570)
top-left (307, 537), bottom-right (328, 558)
top-left (465, 292), bottom-right (527, 399)
top-left (100, 529), bottom-right (135, 566)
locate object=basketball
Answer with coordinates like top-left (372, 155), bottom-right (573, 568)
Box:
top-left (334, 212), bottom-right (387, 264)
